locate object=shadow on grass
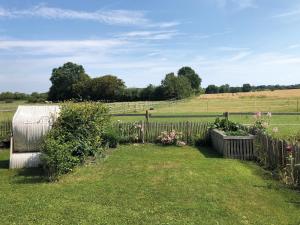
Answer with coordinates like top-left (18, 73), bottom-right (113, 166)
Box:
top-left (239, 160), bottom-right (300, 208)
top-left (0, 159), bottom-right (9, 169)
top-left (196, 145), bottom-right (223, 158)
top-left (12, 167), bottom-right (47, 184)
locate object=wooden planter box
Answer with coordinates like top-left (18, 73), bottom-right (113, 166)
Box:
top-left (210, 129), bottom-right (255, 160)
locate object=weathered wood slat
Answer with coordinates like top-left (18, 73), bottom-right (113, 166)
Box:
top-left (210, 129), bottom-right (255, 160)
top-left (114, 121), bottom-right (210, 144)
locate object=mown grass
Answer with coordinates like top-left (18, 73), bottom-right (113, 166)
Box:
top-left (0, 144), bottom-right (299, 225)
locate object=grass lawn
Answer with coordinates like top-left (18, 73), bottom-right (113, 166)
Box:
top-left (0, 144), bottom-right (299, 225)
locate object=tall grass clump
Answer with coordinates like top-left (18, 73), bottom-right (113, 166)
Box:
top-left (41, 102), bottom-right (110, 181)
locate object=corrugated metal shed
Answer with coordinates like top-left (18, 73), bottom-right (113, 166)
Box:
top-left (10, 105), bottom-right (60, 169)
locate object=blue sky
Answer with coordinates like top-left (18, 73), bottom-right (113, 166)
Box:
top-left (0, 0), bottom-right (300, 93)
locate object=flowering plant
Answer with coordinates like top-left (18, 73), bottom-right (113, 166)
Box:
top-left (157, 130), bottom-right (185, 146)
top-left (118, 121), bottom-right (144, 143)
top-left (281, 144), bottom-right (299, 186)
top-left (252, 111), bottom-right (272, 133)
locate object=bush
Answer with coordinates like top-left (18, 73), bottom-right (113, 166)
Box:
top-left (117, 122), bottom-right (143, 144)
top-left (41, 102), bottom-right (110, 181)
top-left (102, 126), bottom-right (120, 148)
top-left (157, 130), bottom-right (186, 146)
top-left (211, 118), bottom-right (248, 136)
top-left (251, 112), bottom-right (271, 134)
top-left (191, 134), bottom-right (207, 147)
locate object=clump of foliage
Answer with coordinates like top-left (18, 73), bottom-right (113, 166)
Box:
top-left (157, 130), bottom-right (186, 146)
top-left (117, 121), bottom-right (144, 144)
top-left (211, 118), bottom-right (248, 136)
top-left (251, 112), bottom-right (272, 134)
top-left (280, 145), bottom-right (300, 187)
top-left (102, 125), bottom-right (121, 148)
top-left (191, 134), bottom-right (207, 147)
top-left (41, 102), bottom-right (110, 181)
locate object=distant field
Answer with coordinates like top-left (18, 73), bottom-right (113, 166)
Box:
top-left (1, 89), bottom-right (300, 137)
top-left (200, 89), bottom-right (300, 99)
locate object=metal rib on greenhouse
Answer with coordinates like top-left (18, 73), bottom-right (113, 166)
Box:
top-left (10, 105), bottom-right (60, 168)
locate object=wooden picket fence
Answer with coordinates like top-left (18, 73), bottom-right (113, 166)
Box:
top-left (115, 121), bottom-right (210, 144)
top-left (254, 131), bottom-right (300, 185)
top-left (255, 131), bottom-right (300, 168)
top-left (0, 120), bottom-right (12, 142)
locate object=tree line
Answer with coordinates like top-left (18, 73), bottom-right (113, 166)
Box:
top-left (205, 83), bottom-right (300, 94)
top-left (0, 92), bottom-right (47, 103)
top-left (1, 61), bottom-right (300, 102)
top-left (48, 62), bottom-right (202, 102)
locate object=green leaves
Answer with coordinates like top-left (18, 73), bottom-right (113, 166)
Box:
top-left (41, 102), bottom-right (110, 181)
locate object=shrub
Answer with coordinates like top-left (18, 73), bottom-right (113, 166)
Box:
top-left (41, 102), bottom-right (110, 181)
top-left (191, 134), bottom-right (207, 147)
top-left (157, 130), bottom-right (185, 146)
top-left (117, 122), bottom-right (143, 144)
top-left (211, 118), bottom-right (247, 136)
top-left (102, 126), bottom-right (120, 148)
top-left (251, 112), bottom-right (272, 134)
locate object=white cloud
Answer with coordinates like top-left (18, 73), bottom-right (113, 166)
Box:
top-left (288, 44), bottom-right (300, 49)
top-left (215, 0), bottom-right (256, 10)
top-left (216, 46), bottom-right (250, 52)
top-left (227, 51), bottom-right (252, 61)
top-left (0, 5), bottom-right (149, 25)
top-left (273, 8), bottom-right (300, 19)
top-left (1, 45), bottom-right (300, 93)
top-left (119, 30), bottom-right (179, 40)
top-left (0, 7), bottom-right (11, 17)
top-left (194, 52), bottom-right (300, 87)
top-left (0, 5), bottom-right (181, 28)
top-left (0, 39), bottom-right (127, 55)
top-left (152, 21), bottom-right (181, 28)
top-left (193, 30), bottom-right (232, 40)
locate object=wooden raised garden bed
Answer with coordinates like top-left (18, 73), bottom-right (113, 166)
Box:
top-left (210, 129), bottom-right (255, 160)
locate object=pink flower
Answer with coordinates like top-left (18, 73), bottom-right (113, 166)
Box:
top-left (286, 145), bottom-right (293, 155)
top-left (254, 112), bottom-right (262, 119)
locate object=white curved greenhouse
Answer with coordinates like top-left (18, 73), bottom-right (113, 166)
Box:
top-left (10, 105), bottom-right (60, 169)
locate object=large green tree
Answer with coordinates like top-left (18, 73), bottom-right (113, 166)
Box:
top-left (178, 66), bottom-right (202, 91)
top-left (161, 73), bottom-right (193, 99)
top-left (89, 75), bottom-right (126, 101)
top-left (48, 62), bottom-right (90, 101)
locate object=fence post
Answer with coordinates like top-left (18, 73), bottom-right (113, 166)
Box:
top-left (145, 110), bottom-right (149, 123)
top-left (224, 112), bottom-right (229, 120)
